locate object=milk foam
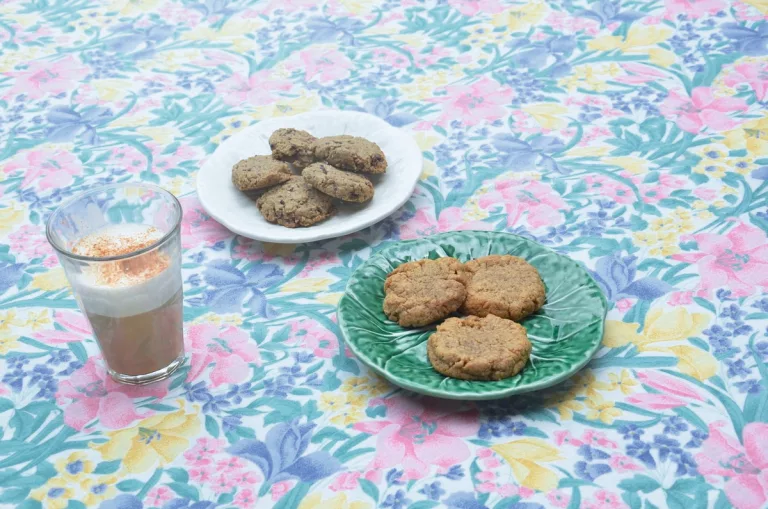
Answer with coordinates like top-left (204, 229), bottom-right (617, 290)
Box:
top-left (71, 225), bottom-right (181, 318)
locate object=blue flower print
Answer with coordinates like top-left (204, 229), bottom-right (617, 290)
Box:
top-left (201, 260), bottom-right (283, 316)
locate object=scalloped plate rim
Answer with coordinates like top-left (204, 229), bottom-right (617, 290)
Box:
top-left (337, 231), bottom-right (608, 401)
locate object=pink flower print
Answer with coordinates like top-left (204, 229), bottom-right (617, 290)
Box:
top-left (217, 71), bottom-right (292, 107)
top-left (477, 448), bottom-right (493, 458)
top-left (481, 457), bottom-right (501, 469)
top-left (697, 422), bottom-right (768, 509)
top-left (353, 396), bottom-right (479, 480)
top-left (617, 63), bottom-right (668, 84)
top-left (179, 196), bottom-right (231, 249)
top-left (8, 224), bottom-right (56, 264)
top-left (108, 145), bottom-right (147, 174)
top-left (658, 174), bottom-right (686, 189)
top-left (210, 473), bottom-right (236, 494)
top-left (672, 222), bottom-right (768, 298)
top-left (476, 482), bottom-right (496, 493)
top-left (637, 371), bottom-right (704, 401)
top-left (497, 484), bottom-right (518, 497)
top-left (34, 311), bottom-right (92, 344)
top-left (429, 77), bottom-right (514, 126)
top-left (399, 207), bottom-right (491, 240)
top-left (548, 489), bottom-right (571, 508)
top-left (146, 486), bottom-right (174, 507)
top-left (231, 470), bottom-right (260, 487)
top-left (476, 471), bottom-right (496, 482)
top-left (234, 489), bottom-right (258, 508)
top-left (216, 457), bottom-right (246, 474)
top-left (186, 324), bottom-right (261, 387)
top-left (724, 61), bottom-right (768, 102)
top-left (518, 487), bottom-right (535, 498)
top-left (585, 175), bottom-right (635, 204)
top-left (554, 430), bottom-right (584, 447)
top-left (667, 290), bottom-right (693, 306)
top-left (660, 87), bottom-right (747, 134)
top-left (664, 0), bottom-right (727, 19)
top-left (626, 393), bottom-right (689, 409)
top-left (184, 437), bottom-right (226, 466)
top-left (7, 55), bottom-right (88, 99)
top-left (479, 179), bottom-right (568, 229)
top-left (582, 430), bottom-right (618, 449)
top-left (447, 0), bottom-right (506, 16)
top-left (271, 480), bottom-right (293, 501)
top-left (295, 47), bottom-right (353, 83)
top-left (546, 11), bottom-right (600, 35)
top-left (610, 455), bottom-right (643, 473)
top-left (585, 490), bottom-right (628, 509)
top-left (616, 298), bottom-right (633, 312)
top-left (329, 472), bottom-right (361, 492)
top-left (290, 320), bottom-right (339, 358)
top-left (694, 187), bottom-right (718, 201)
top-left (189, 467), bottom-right (212, 484)
top-left (56, 358), bottom-right (167, 431)
top-left (3, 147), bottom-right (84, 191)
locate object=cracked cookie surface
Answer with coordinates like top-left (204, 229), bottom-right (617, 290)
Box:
top-left (231, 155), bottom-right (292, 191)
top-left (302, 162), bottom-right (374, 203)
top-left (462, 255), bottom-right (545, 321)
top-left (269, 128), bottom-right (317, 169)
top-left (313, 135), bottom-right (387, 174)
top-left (256, 176), bottom-right (335, 228)
top-left (427, 314), bottom-right (531, 381)
top-left (383, 257), bottom-right (468, 327)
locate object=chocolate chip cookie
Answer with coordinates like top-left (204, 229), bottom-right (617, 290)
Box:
top-left (313, 135), bottom-right (387, 174)
top-left (428, 314), bottom-right (531, 381)
top-left (231, 155), bottom-right (292, 191)
top-left (383, 257), bottom-right (468, 327)
top-left (269, 128), bottom-right (317, 169)
top-left (462, 255), bottom-right (545, 322)
top-left (256, 176), bottom-right (336, 228)
top-left (302, 163), bottom-right (374, 203)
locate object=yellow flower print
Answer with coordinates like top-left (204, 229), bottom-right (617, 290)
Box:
top-left (605, 370), bottom-right (638, 395)
top-left (299, 492), bottom-right (369, 509)
top-left (317, 293), bottom-right (343, 305)
top-left (136, 125), bottom-right (182, 146)
top-left (491, 1), bottom-right (548, 32)
top-left (90, 79), bottom-right (132, 102)
top-left (602, 156), bottom-right (650, 175)
top-left (330, 405), bottom-right (365, 427)
top-left (191, 313), bottom-right (243, 326)
top-left (522, 103), bottom-right (569, 130)
top-left (108, 0), bottom-right (161, 15)
top-left (25, 310), bottom-right (51, 331)
top-left (571, 371), bottom-right (610, 398)
top-left (0, 201), bottom-right (25, 235)
top-left (693, 161), bottom-right (726, 179)
top-left (55, 452), bottom-right (94, 482)
top-left (80, 476), bottom-right (118, 506)
top-left (588, 26), bottom-right (675, 67)
top-left (585, 393), bottom-right (622, 424)
top-left (723, 115), bottom-right (768, 155)
top-left (401, 71), bottom-right (453, 100)
top-left (319, 393), bottom-right (346, 413)
top-left (742, 0), bottom-right (768, 14)
top-left (669, 345), bottom-right (717, 381)
top-left (30, 478), bottom-right (74, 509)
top-left (31, 269), bottom-right (70, 292)
top-left (0, 334), bottom-right (19, 355)
top-left (280, 278), bottom-right (333, 293)
top-left (0, 310), bottom-right (22, 334)
top-left (92, 402), bottom-right (200, 473)
top-left (558, 64), bottom-right (621, 92)
top-left (692, 200), bottom-right (709, 210)
top-left (492, 438), bottom-right (564, 491)
top-left (697, 210), bottom-right (715, 220)
top-left (546, 389), bottom-right (583, 420)
top-left (731, 157), bottom-right (752, 175)
top-left (603, 308), bottom-right (709, 351)
top-left (341, 377), bottom-right (370, 394)
top-left (568, 146), bottom-right (612, 157)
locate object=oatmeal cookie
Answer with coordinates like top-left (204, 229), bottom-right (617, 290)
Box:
top-left (302, 163), bottom-right (374, 203)
top-left (462, 255), bottom-right (545, 321)
top-left (269, 128), bottom-right (317, 169)
top-left (256, 176), bottom-right (336, 228)
top-left (383, 257), bottom-right (468, 327)
top-left (313, 135), bottom-right (387, 174)
top-left (427, 314), bottom-right (531, 381)
top-left (231, 155), bottom-right (292, 191)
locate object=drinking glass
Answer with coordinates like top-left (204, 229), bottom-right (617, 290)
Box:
top-left (46, 183), bottom-right (185, 384)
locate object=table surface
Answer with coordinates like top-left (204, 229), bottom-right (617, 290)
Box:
top-left (1, 1), bottom-right (767, 509)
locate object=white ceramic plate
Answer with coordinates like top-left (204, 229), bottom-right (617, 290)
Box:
top-left (196, 110), bottom-right (422, 244)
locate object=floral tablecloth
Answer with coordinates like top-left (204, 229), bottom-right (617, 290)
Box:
top-left (1, 1), bottom-right (768, 508)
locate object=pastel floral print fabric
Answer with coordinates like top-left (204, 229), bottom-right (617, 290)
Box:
top-left (0, 1), bottom-right (768, 509)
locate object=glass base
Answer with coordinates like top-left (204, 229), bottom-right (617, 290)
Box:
top-left (108, 354), bottom-right (185, 385)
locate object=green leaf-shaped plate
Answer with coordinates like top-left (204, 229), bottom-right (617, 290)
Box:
top-left (337, 231), bottom-right (607, 400)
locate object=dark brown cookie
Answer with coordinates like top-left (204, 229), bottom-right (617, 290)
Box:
top-left (256, 176), bottom-right (336, 228)
top-left (427, 314), bottom-right (531, 381)
top-left (302, 163), bottom-right (374, 203)
top-left (269, 128), bottom-right (317, 169)
top-left (313, 135), bottom-right (387, 174)
top-left (231, 155), bottom-right (292, 192)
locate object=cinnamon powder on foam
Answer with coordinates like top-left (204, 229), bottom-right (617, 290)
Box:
top-left (72, 227), bottom-right (170, 287)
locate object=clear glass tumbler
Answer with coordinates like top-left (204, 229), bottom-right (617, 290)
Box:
top-left (46, 183), bottom-right (185, 384)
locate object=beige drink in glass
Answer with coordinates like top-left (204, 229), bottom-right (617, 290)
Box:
top-left (46, 184), bottom-right (185, 384)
